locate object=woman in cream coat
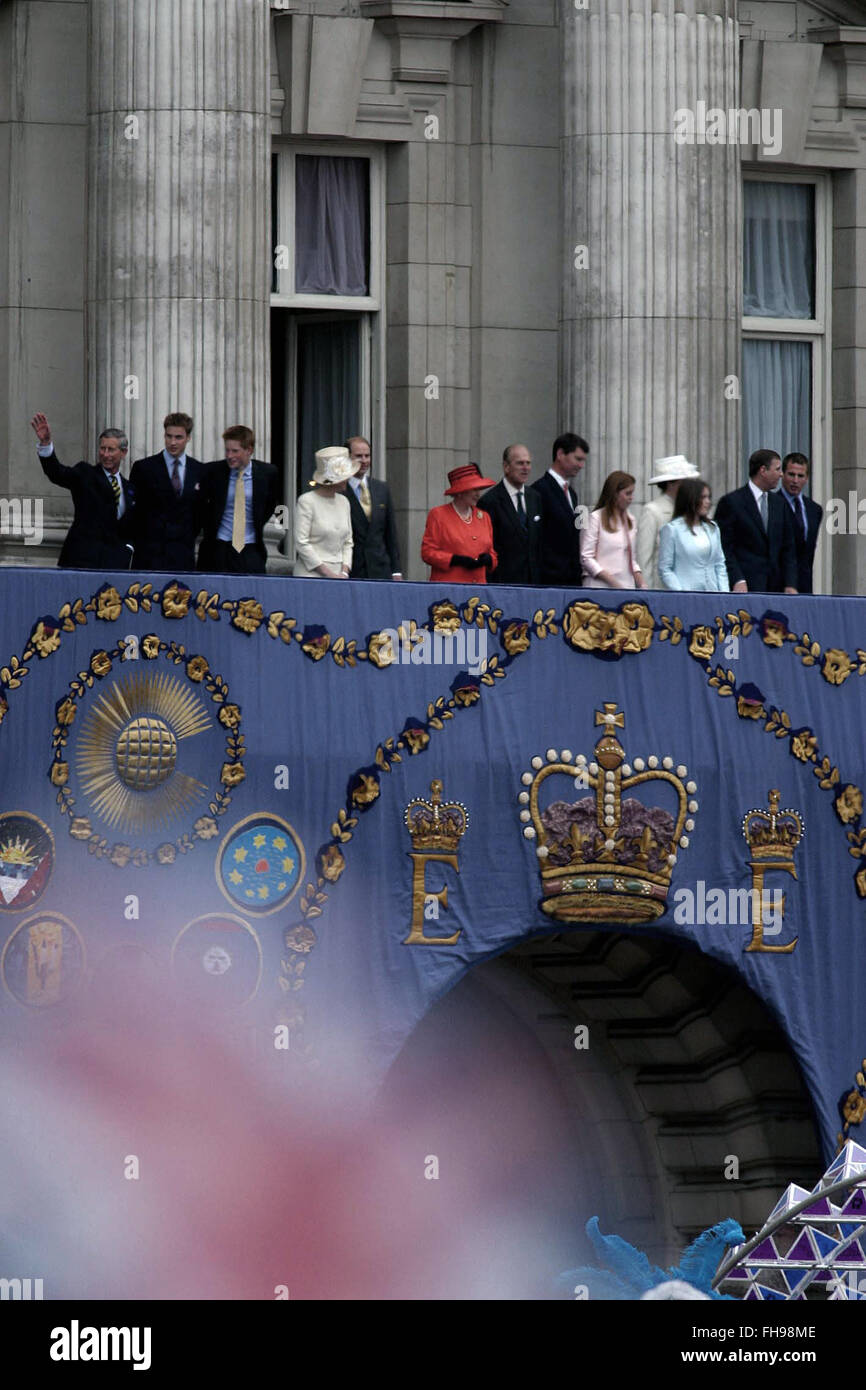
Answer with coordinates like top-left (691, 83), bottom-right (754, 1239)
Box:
top-left (658, 477), bottom-right (729, 591)
top-left (294, 446), bottom-right (358, 578)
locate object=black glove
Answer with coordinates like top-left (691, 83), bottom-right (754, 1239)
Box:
top-left (475, 552), bottom-right (493, 569)
top-left (450, 554), bottom-right (476, 567)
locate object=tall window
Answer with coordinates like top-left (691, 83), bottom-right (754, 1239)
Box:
top-left (271, 145), bottom-right (384, 521)
top-left (741, 175), bottom-right (829, 490)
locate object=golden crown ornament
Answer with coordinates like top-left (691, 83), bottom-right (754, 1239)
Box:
top-left (405, 780), bottom-right (469, 853)
top-left (518, 704), bottom-right (697, 924)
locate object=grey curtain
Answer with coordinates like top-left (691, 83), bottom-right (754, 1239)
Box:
top-left (295, 155), bottom-right (369, 296)
top-left (743, 182), bottom-right (814, 318)
top-left (296, 318), bottom-right (361, 491)
top-left (742, 339), bottom-right (811, 474)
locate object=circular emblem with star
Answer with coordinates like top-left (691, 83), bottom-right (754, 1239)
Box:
top-left (171, 913), bottom-right (262, 1008)
top-left (215, 814), bottom-right (306, 916)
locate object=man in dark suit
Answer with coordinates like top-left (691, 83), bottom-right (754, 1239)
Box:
top-left (714, 449), bottom-right (798, 595)
top-left (478, 443), bottom-right (542, 584)
top-left (344, 436), bottom-right (402, 580)
top-left (31, 411), bottom-right (135, 569)
top-left (129, 412), bottom-right (204, 571)
top-left (781, 453), bottom-right (822, 594)
top-left (529, 432), bottom-right (588, 586)
top-left (197, 425), bottom-right (280, 574)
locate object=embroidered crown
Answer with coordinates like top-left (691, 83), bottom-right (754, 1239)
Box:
top-left (518, 704), bottom-right (697, 923)
top-left (405, 779), bottom-right (469, 853)
top-left (742, 790), bottom-right (804, 864)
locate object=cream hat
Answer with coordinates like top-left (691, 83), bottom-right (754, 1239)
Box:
top-left (310, 446), bottom-right (359, 486)
top-left (648, 454), bottom-right (700, 485)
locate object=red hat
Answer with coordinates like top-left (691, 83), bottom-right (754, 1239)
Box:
top-left (444, 463), bottom-right (495, 496)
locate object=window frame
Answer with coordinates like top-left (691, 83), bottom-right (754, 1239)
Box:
top-left (272, 142), bottom-right (385, 312)
top-left (741, 169), bottom-right (832, 594)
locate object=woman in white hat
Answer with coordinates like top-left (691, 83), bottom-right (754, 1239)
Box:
top-left (635, 455), bottom-right (700, 589)
top-left (294, 446), bottom-right (359, 578)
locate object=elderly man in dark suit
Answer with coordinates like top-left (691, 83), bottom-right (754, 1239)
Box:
top-left (714, 449), bottom-right (798, 595)
top-left (197, 425), bottom-right (280, 574)
top-left (31, 412), bottom-right (135, 569)
top-left (530, 432), bottom-right (588, 586)
top-left (478, 444), bottom-right (542, 584)
top-left (781, 453), bottom-right (823, 594)
top-left (344, 436), bottom-right (402, 580)
top-left (129, 412), bottom-right (204, 571)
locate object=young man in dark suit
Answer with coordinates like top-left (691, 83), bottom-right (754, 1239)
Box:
top-left (529, 432), bottom-right (588, 586)
top-left (344, 436), bottom-right (402, 580)
top-left (31, 411), bottom-right (135, 569)
top-left (197, 425), bottom-right (280, 575)
top-left (781, 453), bottom-right (823, 594)
top-left (129, 412), bottom-right (204, 572)
top-left (478, 443), bottom-right (542, 584)
top-left (714, 449), bottom-right (798, 594)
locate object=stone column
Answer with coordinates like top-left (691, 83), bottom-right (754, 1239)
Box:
top-left (87, 0), bottom-right (271, 463)
top-left (561, 0), bottom-right (741, 499)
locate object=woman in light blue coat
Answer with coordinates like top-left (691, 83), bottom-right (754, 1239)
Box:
top-left (658, 478), bottom-right (729, 591)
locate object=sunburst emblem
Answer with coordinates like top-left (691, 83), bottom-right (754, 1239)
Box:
top-left (75, 672), bottom-right (212, 832)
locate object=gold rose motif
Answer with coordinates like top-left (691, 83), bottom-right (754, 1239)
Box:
top-left (688, 625), bottom-right (716, 661)
top-left (218, 703), bottom-right (241, 730)
top-left (836, 785), bottom-right (864, 825)
top-left (736, 696), bottom-right (765, 720)
top-left (142, 634), bottom-right (161, 659)
top-left (563, 601), bottom-right (653, 656)
top-left (302, 635), bottom-right (330, 661)
top-left (90, 651), bottom-right (112, 677)
top-left (69, 816), bottom-right (92, 840)
top-left (501, 621), bottom-right (531, 655)
top-left (454, 685), bottom-right (480, 707)
top-left (32, 621), bottom-right (61, 658)
top-left (857, 866), bottom-right (866, 899)
top-left (843, 1090), bottom-right (866, 1126)
top-left (761, 620), bottom-right (786, 648)
top-left (56, 697), bottom-right (77, 727)
top-left (96, 586), bottom-right (122, 621)
top-left (232, 600), bottom-right (264, 634)
top-left (352, 774), bottom-right (380, 808)
top-left (367, 632), bottom-right (397, 668)
top-left (431, 602), bottom-right (460, 634)
top-left (156, 843), bottom-right (176, 864)
top-left (319, 845), bottom-right (345, 882)
top-left (194, 816), bottom-right (219, 840)
top-left (285, 924), bottom-right (317, 954)
top-left (186, 655), bottom-right (209, 682)
top-left (823, 648), bottom-right (852, 686)
top-left (403, 727), bottom-right (430, 755)
top-left (109, 843), bottom-right (132, 868)
top-left (791, 731), bottom-right (818, 762)
top-left (0, 695), bottom-right (7, 725)
top-left (161, 583), bottom-right (191, 618)
top-left (221, 761), bottom-right (246, 788)
top-left (50, 761), bottom-right (69, 786)
top-left (616, 603), bottom-right (655, 654)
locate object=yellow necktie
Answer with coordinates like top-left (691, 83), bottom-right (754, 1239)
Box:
top-left (109, 473), bottom-right (122, 514)
top-left (231, 470), bottom-right (246, 552)
top-left (359, 479), bottom-right (372, 520)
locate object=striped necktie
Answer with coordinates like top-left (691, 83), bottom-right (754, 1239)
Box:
top-left (109, 474), bottom-right (121, 514)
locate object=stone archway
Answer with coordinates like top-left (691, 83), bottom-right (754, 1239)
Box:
top-left (379, 929), bottom-right (823, 1282)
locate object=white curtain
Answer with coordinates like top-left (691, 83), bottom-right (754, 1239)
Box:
top-left (295, 156), bottom-right (369, 296)
top-left (743, 182), bottom-right (814, 319)
top-left (742, 339), bottom-right (811, 474)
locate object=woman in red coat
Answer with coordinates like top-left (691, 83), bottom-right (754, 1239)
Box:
top-left (421, 463), bottom-right (498, 583)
